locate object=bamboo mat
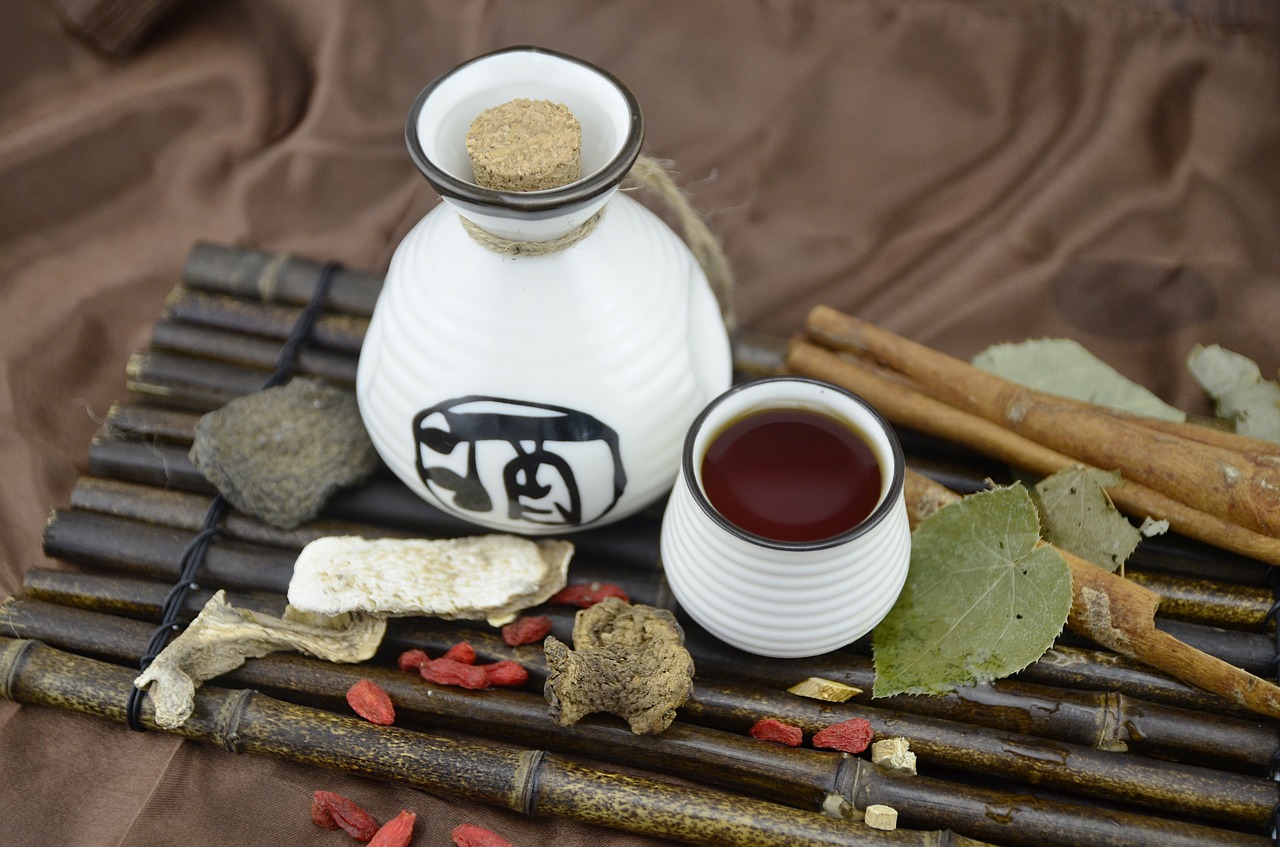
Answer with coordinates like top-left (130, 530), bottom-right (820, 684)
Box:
top-left (3, 241), bottom-right (1279, 847)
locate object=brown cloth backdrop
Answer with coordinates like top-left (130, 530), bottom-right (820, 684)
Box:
top-left (2, 1), bottom-right (1278, 844)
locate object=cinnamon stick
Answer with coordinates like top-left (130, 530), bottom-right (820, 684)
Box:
top-left (787, 337), bottom-right (1280, 566)
top-left (903, 468), bottom-right (1280, 720)
top-left (804, 306), bottom-right (1280, 538)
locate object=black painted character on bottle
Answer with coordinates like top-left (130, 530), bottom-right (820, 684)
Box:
top-left (413, 396), bottom-right (626, 527)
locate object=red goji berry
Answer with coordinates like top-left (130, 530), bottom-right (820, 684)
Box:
top-left (501, 615), bottom-right (553, 646)
top-left (369, 809), bottom-right (416, 847)
top-left (452, 822), bottom-right (515, 847)
top-left (397, 649), bottom-right (431, 672)
top-left (812, 717), bottom-right (874, 754)
top-left (311, 790), bottom-right (379, 842)
top-left (482, 660), bottom-right (529, 688)
top-left (346, 678), bottom-right (396, 726)
top-left (441, 641), bottom-right (477, 664)
top-left (420, 657), bottom-right (491, 689)
top-left (748, 718), bottom-right (803, 746)
top-left (549, 581), bottom-right (629, 608)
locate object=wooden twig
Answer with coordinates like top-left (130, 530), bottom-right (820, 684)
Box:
top-left (805, 306), bottom-right (1280, 538)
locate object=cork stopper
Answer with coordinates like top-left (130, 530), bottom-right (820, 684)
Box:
top-left (466, 98), bottom-right (582, 191)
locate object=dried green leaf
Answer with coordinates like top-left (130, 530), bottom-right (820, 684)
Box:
top-left (1031, 467), bottom-right (1141, 574)
top-left (872, 485), bottom-right (1072, 698)
top-left (974, 339), bottom-right (1185, 422)
top-left (1187, 344), bottom-right (1280, 443)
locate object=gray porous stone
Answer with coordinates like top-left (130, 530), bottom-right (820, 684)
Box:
top-left (189, 378), bottom-right (378, 528)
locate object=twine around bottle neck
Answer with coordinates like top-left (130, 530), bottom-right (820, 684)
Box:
top-left (458, 154), bottom-right (736, 330)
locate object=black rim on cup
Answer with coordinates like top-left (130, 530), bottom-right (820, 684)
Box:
top-left (405, 45), bottom-right (645, 214)
top-left (680, 376), bottom-right (906, 552)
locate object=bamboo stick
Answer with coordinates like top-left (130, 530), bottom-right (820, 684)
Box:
top-left (803, 306), bottom-right (1280, 539)
top-left (0, 597), bottom-right (852, 818)
top-left (786, 338), bottom-right (1280, 566)
top-left (2, 637), bottom-right (930, 847)
top-left (1, 598), bottom-right (1272, 845)
top-left (82, 425), bottom-right (1276, 638)
top-left (392, 622), bottom-right (1280, 829)
top-left (42, 502), bottom-right (1277, 686)
top-left (150, 319), bottom-right (358, 383)
top-left (68, 472), bottom-right (1271, 636)
top-left (101, 398), bottom-right (1280, 590)
top-left (23, 566), bottom-right (1278, 775)
top-left (181, 241), bottom-right (383, 317)
top-left (163, 287), bottom-right (367, 353)
top-left (902, 468), bottom-right (1280, 720)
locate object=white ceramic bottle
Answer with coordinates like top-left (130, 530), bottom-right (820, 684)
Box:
top-left (357, 47), bottom-right (732, 535)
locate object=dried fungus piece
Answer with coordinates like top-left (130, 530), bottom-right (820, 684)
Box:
top-left (189, 378), bottom-right (377, 528)
top-left (288, 534), bottom-right (573, 626)
top-left (133, 590), bottom-right (385, 728)
top-left (543, 597), bottom-right (694, 735)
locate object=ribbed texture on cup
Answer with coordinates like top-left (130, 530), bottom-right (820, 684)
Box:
top-left (660, 467), bottom-right (911, 657)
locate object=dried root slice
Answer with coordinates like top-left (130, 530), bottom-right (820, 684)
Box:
top-left (134, 591), bottom-right (386, 728)
top-left (288, 535), bottom-right (573, 626)
top-left (871, 737), bottom-right (918, 775)
top-left (788, 676), bottom-right (862, 702)
top-left (865, 805), bottom-right (898, 831)
top-left (544, 598), bottom-right (694, 735)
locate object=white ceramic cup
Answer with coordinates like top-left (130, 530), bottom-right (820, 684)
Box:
top-left (659, 377), bottom-right (911, 658)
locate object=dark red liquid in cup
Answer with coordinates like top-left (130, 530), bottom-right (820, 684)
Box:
top-left (700, 407), bottom-right (883, 543)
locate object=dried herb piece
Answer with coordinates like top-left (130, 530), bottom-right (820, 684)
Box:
top-left (369, 810), bottom-right (415, 847)
top-left (311, 790), bottom-right (379, 841)
top-left (346, 679), bottom-right (395, 726)
top-left (1031, 467), bottom-right (1142, 574)
top-left (1187, 344), bottom-right (1280, 442)
top-left (812, 718), bottom-right (874, 754)
top-left (501, 615), bottom-right (553, 646)
top-left (288, 535), bottom-right (573, 627)
top-left (441, 642), bottom-right (477, 664)
top-left (787, 677), bottom-right (861, 702)
top-left (133, 591), bottom-right (385, 728)
top-left (420, 657), bottom-right (490, 690)
top-left (749, 718), bottom-right (803, 746)
top-left (872, 485), bottom-right (1072, 697)
top-left (544, 598), bottom-right (694, 735)
top-left (864, 804), bottom-right (899, 831)
top-left (397, 649), bottom-right (430, 673)
top-left (871, 738), bottom-right (917, 775)
top-left (973, 338), bottom-right (1185, 421)
top-left (189, 378), bottom-right (378, 528)
top-left (482, 660), bottom-right (529, 688)
top-left (549, 581), bottom-right (629, 608)
top-left (452, 822), bottom-right (515, 847)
